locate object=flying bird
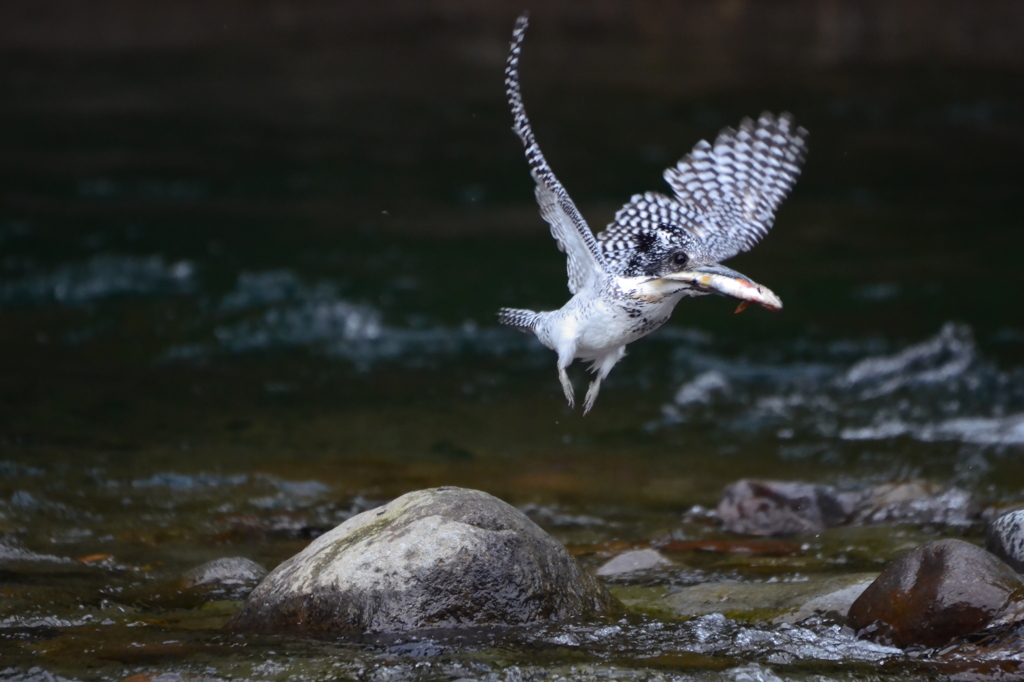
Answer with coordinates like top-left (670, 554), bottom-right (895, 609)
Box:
top-left (498, 13), bottom-right (807, 414)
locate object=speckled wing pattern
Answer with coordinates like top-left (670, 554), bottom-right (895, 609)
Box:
top-left (507, 13), bottom-right (607, 295)
top-left (598, 113), bottom-right (808, 268)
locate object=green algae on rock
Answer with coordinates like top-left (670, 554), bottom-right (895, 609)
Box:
top-left (661, 573), bottom-right (877, 624)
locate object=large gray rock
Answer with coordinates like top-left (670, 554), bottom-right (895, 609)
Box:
top-left (229, 487), bottom-right (619, 633)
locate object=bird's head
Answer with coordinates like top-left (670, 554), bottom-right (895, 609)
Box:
top-left (626, 224), bottom-right (782, 311)
top-left (619, 224), bottom-right (711, 278)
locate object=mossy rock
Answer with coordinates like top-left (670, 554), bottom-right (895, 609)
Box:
top-left (229, 486), bottom-right (620, 633)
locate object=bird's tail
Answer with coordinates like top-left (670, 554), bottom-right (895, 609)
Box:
top-left (497, 307), bottom-right (539, 332)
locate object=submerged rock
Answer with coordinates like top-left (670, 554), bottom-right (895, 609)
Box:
top-left (851, 482), bottom-right (977, 527)
top-left (595, 549), bottom-right (670, 577)
top-left (987, 509), bottom-right (1024, 573)
top-left (182, 557), bottom-right (267, 589)
top-left (848, 539), bottom-right (1024, 648)
top-left (717, 480), bottom-right (857, 536)
top-left (229, 486), bottom-right (619, 633)
top-left (121, 557), bottom-right (269, 608)
top-left (662, 573), bottom-right (876, 624)
top-left (774, 575), bottom-right (877, 625)
top-left (718, 479), bottom-right (978, 536)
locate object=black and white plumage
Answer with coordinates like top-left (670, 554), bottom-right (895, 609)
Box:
top-left (498, 13), bottom-right (807, 414)
top-left (601, 112), bottom-right (807, 268)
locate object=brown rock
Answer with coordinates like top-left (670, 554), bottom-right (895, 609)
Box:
top-left (717, 480), bottom-right (857, 536)
top-left (848, 539), bottom-right (1024, 648)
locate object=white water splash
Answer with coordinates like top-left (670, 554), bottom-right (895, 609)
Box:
top-left (665, 323), bottom-right (1024, 447)
top-left (0, 254), bottom-right (195, 306)
top-left (164, 269), bottom-right (540, 367)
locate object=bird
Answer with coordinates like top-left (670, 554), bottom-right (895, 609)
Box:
top-left (497, 13), bottom-right (808, 414)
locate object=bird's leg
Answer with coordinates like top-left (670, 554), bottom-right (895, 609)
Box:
top-left (555, 341), bottom-right (578, 409)
top-left (558, 366), bottom-right (575, 408)
top-left (583, 347), bottom-right (626, 415)
top-left (583, 378), bottom-right (602, 415)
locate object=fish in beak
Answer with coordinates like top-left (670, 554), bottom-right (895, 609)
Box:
top-left (659, 265), bottom-right (783, 312)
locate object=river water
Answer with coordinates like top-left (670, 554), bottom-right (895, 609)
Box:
top-left (2, 3), bottom-right (1024, 680)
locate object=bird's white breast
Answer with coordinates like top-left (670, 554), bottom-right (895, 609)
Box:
top-left (536, 278), bottom-right (688, 362)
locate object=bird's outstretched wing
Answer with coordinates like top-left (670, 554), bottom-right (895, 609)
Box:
top-left (599, 113), bottom-right (808, 267)
top-left (507, 13), bottom-right (607, 295)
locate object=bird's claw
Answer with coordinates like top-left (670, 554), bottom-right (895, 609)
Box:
top-left (583, 380), bottom-right (601, 415)
top-left (559, 367), bottom-right (575, 408)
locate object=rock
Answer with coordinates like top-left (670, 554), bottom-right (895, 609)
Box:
top-left (926, 625), bottom-right (1024, 679)
top-left (229, 487), bottom-right (620, 633)
top-left (120, 558), bottom-right (268, 608)
top-left (852, 482), bottom-right (977, 527)
top-left (848, 539), bottom-right (1024, 648)
top-left (987, 509), bottom-right (1024, 573)
top-left (182, 557), bottom-right (267, 589)
top-left (0, 542), bottom-right (75, 567)
top-left (717, 480), bottom-right (858, 536)
top-left (661, 574), bottom-right (876, 623)
top-left (595, 549), bottom-right (670, 576)
top-left (718, 479), bottom-right (979, 536)
top-left (774, 575), bottom-right (876, 625)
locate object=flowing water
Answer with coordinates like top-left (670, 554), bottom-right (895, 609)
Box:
top-left (2, 4), bottom-right (1024, 680)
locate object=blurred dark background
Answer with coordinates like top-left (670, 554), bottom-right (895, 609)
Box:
top-left (1, 0), bottom-right (1023, 492)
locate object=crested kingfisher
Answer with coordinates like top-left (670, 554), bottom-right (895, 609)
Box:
top-left (498, 13), bottom-right (808, 414)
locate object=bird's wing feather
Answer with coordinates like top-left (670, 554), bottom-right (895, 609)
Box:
top-left (599, 113), bottom-right (807, 266)
top-left (507, 13), bottom-right (606, 295)
top-left (597, 191), bottom-right (706, 273)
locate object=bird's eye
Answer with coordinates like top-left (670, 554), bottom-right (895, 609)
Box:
top-left (671, 251), bottom-right (689, 267)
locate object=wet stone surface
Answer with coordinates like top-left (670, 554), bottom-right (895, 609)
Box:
top-left (181, 557), bottom-right (267, 589)
top-left (230, 487), bottom-right (620, 633)
top-left (851, 483), bottom-right (978, 528)
top-left (717, 480), bottom-right (859, 536)
top-left (662, 573), bottom-right (877, 624)
top-left (596, 549), bottom-right (671, 577)
top-left (848, 538), bottom-right (1024, 649)
top-left (717, 479), bottom-right (980, 536)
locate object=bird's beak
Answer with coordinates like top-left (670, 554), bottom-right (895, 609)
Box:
top-left (659, 265), bottom-right (783, 312)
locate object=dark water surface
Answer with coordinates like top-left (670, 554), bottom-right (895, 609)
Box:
top-left (3, 3), bottom-right (1024, 680)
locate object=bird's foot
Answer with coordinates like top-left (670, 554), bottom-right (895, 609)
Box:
top-left (583, 379), bottom-right (602, 415)
top-left (558, 367), bottom-right (575, 408)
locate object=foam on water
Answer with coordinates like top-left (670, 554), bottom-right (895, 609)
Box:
top-left (166, 269), bottom-right (540, 367)
top-left (217, 269), bottom-right (311, 312)
top-left (662, 323), bottom-right (1024, 447)
top-left (23, 261), bottom-right (1019, 448)
top-left (0, 254), bottom-right (195, 306)
top-left (530, 614), bottom-right (901, 668)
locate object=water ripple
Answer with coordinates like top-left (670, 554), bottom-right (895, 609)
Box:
top-left (662, 323), bottom-right (1024, 447)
